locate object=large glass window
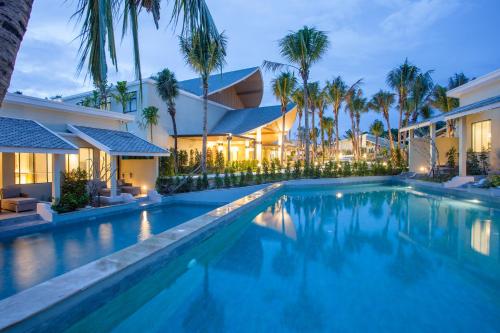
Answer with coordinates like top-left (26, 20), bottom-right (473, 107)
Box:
top-left (15, 153), bottom-right (53, 184)
top-left (100, 151), bottom-right (111, 181)
top-left (66, 148), bottom-right (94, 178)
top-left (471, 120), bottom-right (491, 152)
top-left (126, 92), bottom-right (137, 113)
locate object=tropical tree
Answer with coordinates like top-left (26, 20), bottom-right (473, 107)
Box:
top-left (370, 119), bottom-right (384, 158)
top-left (407, 71), bottom-right (434, 123)
top-left (112, 81), bottom-right (132, 130)
top-left (325, 76), bottom-right (347, 160)
top-left (321, 116), bottom-right (334, 159)
top-left (0, 0), bottom-right (220, 106)
top-left (307, 81), bottom-right (321, 161)
top-left (317, 88), bottom-right (329, 161)
top-left (368, 90), bottom-right (396, 156)
top-left (448, 72), bottom-right (469, 89)
top-left (263, 26), bottom-right (329, 167)
top-left (386, 59), bottom-right (419, 148)
top-left (179, 29), bottom-right (227, 173)
top-left (142, 106), bottom-right (159, 143)
top-left (291, 88), bottom-right (305, 129)
top-left (154, 68), bottom-right (180, 173)
top-left (272, 71), bottom-right (297, 164)
top-left (344, 81), bottom-right (363, 160)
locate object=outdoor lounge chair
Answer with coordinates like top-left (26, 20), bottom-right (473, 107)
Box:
top-left (95, 181), bottom-right (121, 197)
top-left (118, 180), bottom-right (141, 196)
top-left (0, 187), bottom-right (37, 213)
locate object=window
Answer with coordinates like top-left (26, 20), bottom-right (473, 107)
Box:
top-left (15, 153), bottom-right (53, 184)
top-left (126, 92), bottom-right (137, 113)
top-left (66, 148), bottom-right (94, 178)
top-left (100, 151), bottom-right (111, 181)
top-left (471, 120), bottom-right (491, 152)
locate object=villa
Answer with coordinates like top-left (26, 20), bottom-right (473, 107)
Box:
top-left (401, 68), bottom-right (499, 181)
top-left (63, 67), bottom-right (298, 163)
top-left (336, 133), bottom-right (394, 160)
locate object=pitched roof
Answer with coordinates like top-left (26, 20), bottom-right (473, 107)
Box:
top-left (67, 125), bottom-right (168, 156)
top-left (209, 104), bottom-right (295, 135)
top-left (178, 67), bottom-right (259, 96)
top-left (0, 117), bottom-right (77, 153)
top-left (444, 94), bottom-right (500, 120)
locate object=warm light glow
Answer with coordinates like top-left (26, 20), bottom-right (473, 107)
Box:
top-left (382, 162), bottom-right (387, 166)
top-left (141, 185), bottom-right (148, 194)
top-left (363, 153), bottom-right (367, 159)
top-left (139, 211), bottom-right (152, 241)
top-left (471, 219), bottom-right (491, 255)
top-left (336, 192), bottom-right (343, 199)
top-left (338, 153), bottom-right (343, 159)
top-left (419, 166), bottom-right (427, 172)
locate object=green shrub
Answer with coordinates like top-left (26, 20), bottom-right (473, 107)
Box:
top-left (202, 173), bottom-right (209, 189)
top-left (238, 172), bottom-right (246, 187)
top-left (214, 172), bottom-right (223, 188)
top-left (224, 168), bottom-right (231, 188)
top-left (262, 158), bottom-right (270, 180)
top-left (342, 162), bottom-right (352, 177)
top-left (490, 175), bottom-right (500, 187)
top-left (230, 169), bottom-right (238, 186)
top-left (255, 167), bottom-right (263, 184)
top-left (293, 160), bottom-right (301, 179)
top-left (285, 161), bottom-right (291, 180)
top-left (52, 169), bottom-right (89, 213)
top-left (246, 166), bottom-right (254, 183)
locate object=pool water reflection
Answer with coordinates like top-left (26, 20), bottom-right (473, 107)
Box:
top-left (67, 184), bottom-right (500, 332)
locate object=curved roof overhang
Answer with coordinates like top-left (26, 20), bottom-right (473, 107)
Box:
top-left (208, 68), bottom-right (264, 108)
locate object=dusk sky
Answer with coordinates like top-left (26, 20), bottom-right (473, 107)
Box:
top-left (9, 0), bottom-right (500, 136)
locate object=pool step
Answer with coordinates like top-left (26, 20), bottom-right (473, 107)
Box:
top-left (0, 217), bottom-right (52, 239)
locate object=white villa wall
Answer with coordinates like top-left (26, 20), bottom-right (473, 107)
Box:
top-left (409, 138), bottom-right (430, 173)
top-left (459, 80), bottom-right (500, 106)
top-left (435, 137), bottom-right (458, 166)
top-left (464, 108), bottom-right (500, 171)
top-left (119, 158), bottom-right (157, 192)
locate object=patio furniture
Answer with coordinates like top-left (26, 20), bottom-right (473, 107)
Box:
top-left (0, 187), bottom-right (37, 213)
top-left (95, 181), bottom-right (121, 197)
top-left (118, 180), bottom-right (141, 196)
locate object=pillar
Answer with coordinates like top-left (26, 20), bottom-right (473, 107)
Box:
top-left (457, 117), bottom-right (467, 176)
top-left (52, 154), bottom-right (65, 201)
top-left (153, 156), bottom-right (159, 181)
top-left (110, 155), bottom-right (118, 197)
top-left (278, 132), bottom-right (283, 161)
top-left (244, 140), bottom-right (250, 160)
top-left (429, 123), bottom-right (436, 171)
top-left (256, 127), bottom-right (262, 162)
top-left (408, 129), bottom-right (414, 171)
top-left (92, 148), bottom-right (101, 180)
top-left (226, 135), bottom-right (232, 161)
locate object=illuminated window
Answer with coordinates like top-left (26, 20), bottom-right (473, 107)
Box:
top-left (100, 151), bottom-right (111, 181)
top-left (471, 120), bottom-right (491, 152)
top-left (14, 153), bottom-right (53, 184)
top-left (126, 92), bottom-right (137, 113)
top-left (471, 219), bottom-right (491, 255)
top-left (66, 148), bottom-right (94, 178)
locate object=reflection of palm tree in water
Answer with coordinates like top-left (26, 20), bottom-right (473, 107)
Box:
top-left (182, 264), bottom-right (224, 332)
top-left (272, 197), bottom-right (296, 277)
top-left (324, 198), bottom-right (345, 273)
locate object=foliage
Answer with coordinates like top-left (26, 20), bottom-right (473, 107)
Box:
top-left (446, 147), bottom-right (457, 169)
top-left (466, 149), bottom-right (481, 175)
top-left (214, 172), bottom-right (223, 188)
top-left (141, 106), bottom-right (160, 141)
top-left (223, 169), bottom-right (231, 188)
top-left (255, 167), bottom-right (263, 184)
top-left (52, 169), bottom-right (90, 213)
top-left (489, 175), bottom-right (500, 187)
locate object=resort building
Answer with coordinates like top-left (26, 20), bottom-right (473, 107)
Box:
top-left (0, 93), bottom-right (168, 204)
top-left (63, 67), bottom-right (298, 163)
top-left (401, 68), bottom-right (499, 178)
top-left (336, 133), bottom-right (394, 160)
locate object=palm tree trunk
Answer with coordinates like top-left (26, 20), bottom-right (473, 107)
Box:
top-left (169, 109), bottom-right (179, 174)
top-left (311, 107), bottom-right (316, 163)
top-left (303, 77), bottom-right (310, 166)
top-left (150, 124), bottom-right (153, 143)
top-left (397, 100), bottom-right (403, 149)
top-left (375, 135), bottom-right (379, 159)
top-left (335, 108), bottom-right (340, 160)
top-left (281, 108), bottom-right (286, 164)
top-left (0, 0), bottom-right (33, 105)
top-left (385, 110), bottom-right (395, 158)
top-left (201, 80), bottom-right (209, 173)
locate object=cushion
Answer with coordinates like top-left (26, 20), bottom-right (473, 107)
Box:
top-left (1, 187), bottom-right (21, 199)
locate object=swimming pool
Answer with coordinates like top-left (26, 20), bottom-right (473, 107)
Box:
top-left (57, 183), bottom-right (500, 332)
top-left (0, 202), bottom-right (219, 300)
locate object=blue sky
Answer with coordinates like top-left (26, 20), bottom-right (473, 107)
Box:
top-left (9, 0), bottom-right (500, 136)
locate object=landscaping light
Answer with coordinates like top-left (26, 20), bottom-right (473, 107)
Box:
top-left (336, 192), bottom-right (343, 199)
top-left (419, 166), bottom-right (427, 172)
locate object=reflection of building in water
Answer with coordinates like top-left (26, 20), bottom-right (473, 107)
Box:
top-left (470, 220), bottom-right (491, 256)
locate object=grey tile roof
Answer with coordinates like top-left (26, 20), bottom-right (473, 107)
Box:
top-left (71, 125), bottom-right (167, 155)
top-left (178, 67), bottom-right (259, 96)
top-left (209, 104), bottom-right (295, 135)
top-left (445, 94), bottom-right (500, 118)
top-left (0, 117), bottom-right (76, 151)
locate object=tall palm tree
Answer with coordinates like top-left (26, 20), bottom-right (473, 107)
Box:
top-left (352, 94), bottom-right (367, 159)
top-left (325, 77), bottom-right (347, 160)
top-left (448, 72), bottom-right (469, 89)
top-left (179, 30), bottom-right (227, 173)
top-left (307, 81), bottom-right (321, 161)
top-left (344, 80), bottom-right (363, 160)
top-left (0, 0), bottom-right (219, 106)
top-left (291, 88), bottom-right (305, 129)
top-left (112, 81), bottom-right (132, 130)
top-left (142, 106), bottom-right (159, 143)
top-left (370, 119), bottom-right (384, 158)
top-left (386, 59), bottom-right (419, 148)
top-left (408, 71), bottom-right (434, 123)
top-left (263, 26), bottom-right (329, 167)
top-left (368, 90), bottom-right (396, 157)
top-left (154, 68), bottom-right (180, 173)
top-left (272, 71), bottom-right (297, 164)
top-left (321, 116), bottom-right (334, 159)
top-left (317, 88), bottom-right (329, 161)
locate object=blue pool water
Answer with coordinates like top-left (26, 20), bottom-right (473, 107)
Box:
top-left (64, 184), bottom-right (500, 333)
top-left (0, 203), bottom-right (218, 300)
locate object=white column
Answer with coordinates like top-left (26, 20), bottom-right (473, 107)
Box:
top-left (429, 123), bottom-right (436, 171)
top-left (110, 155), bottom-right (118, 197)
top-left (244, 140), bottom-right (250, 160)
top-left (52, 154), bottom-right (65, 201)
top-left (153, 156), bottom-right (159, 180)
top-left (227, 135), bottom-right (232, 161)
top-left (408, 129), bottom-right (414, 171)
top-left (278, 132), bottom-right (283, 160)
top-left (457, 117), bottom-right (467, 176)
top-left (256, 127), bottom-right (262, 162)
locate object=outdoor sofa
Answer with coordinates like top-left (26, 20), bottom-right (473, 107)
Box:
top-left (0, 187), bottom-right (37, 213)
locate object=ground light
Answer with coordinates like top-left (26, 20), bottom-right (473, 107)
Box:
top-left (336, 192), bottom-right (343, 199)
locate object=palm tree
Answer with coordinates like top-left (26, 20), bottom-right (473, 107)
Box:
top-left (179, 30), bottom-right (227, 173)
top-left (407, 71), bottom-right (434, 123)
top-left (307, 82), bottom-right (321, 161)
top-left (317, 88), bottom-right (329, 162)
top-left (142, 106), bottom-right (159, 143)
top-left (0, 0), bottom-right (220, 106)
top-left (291, 88), bottom-right (305, 129)
top-left (321, 116), bottom-right (334, 159)
top-left (386, 59), bottom-right (419, 148)
top-left (272, 72), bottom-right (297, 164)
top-left (112, 81), bottom-right (132, 130)
top-left (263, 26), bottom-right (329, 167)
top-left (368, 90), bottom-right (396, 157)
top-left (344, 81), bottom-right (363, 160)
top-left (352, 94), bottom-right (367, 159)
top-left (154, 68), bottom-right (180, 173)
top-left (448, 72), bottom-right (469, 89)
top-left (370, 119), bottom-right (384, 158)
top-left (325, 77), bottom-right (347, 160)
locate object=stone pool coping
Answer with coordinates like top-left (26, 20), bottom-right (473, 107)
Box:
top-left (1, 175), bottom-right (499, 332)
